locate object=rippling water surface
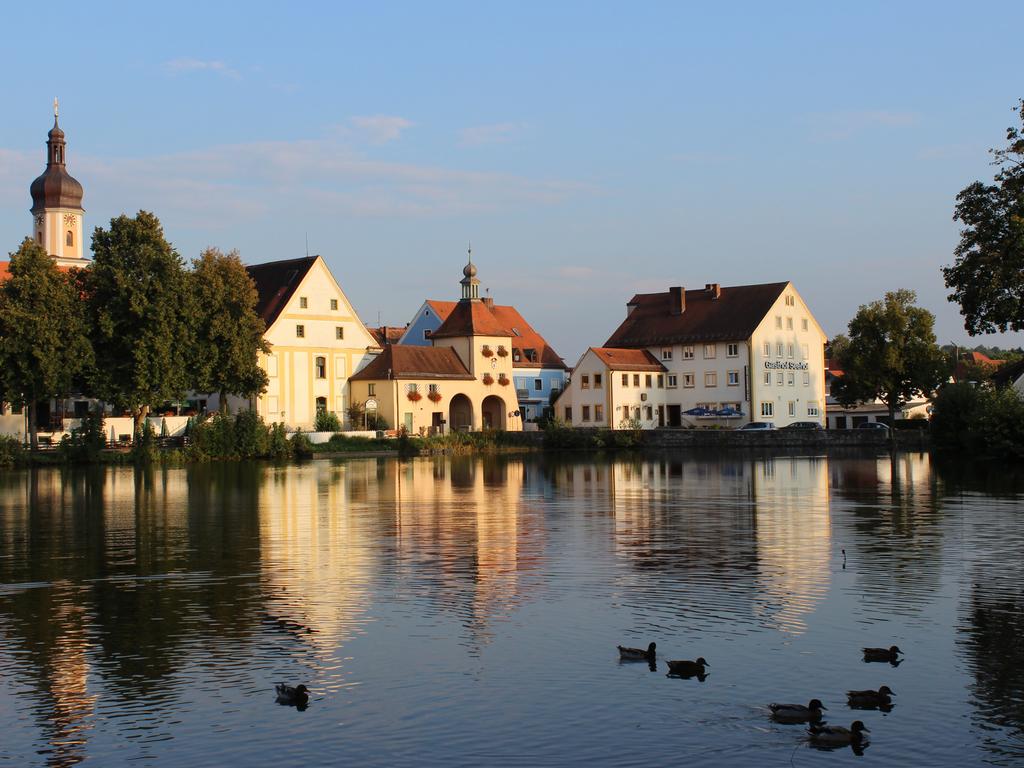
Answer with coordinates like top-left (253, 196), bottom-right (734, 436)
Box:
top-left (1, 452), bottom-right (1023, 766)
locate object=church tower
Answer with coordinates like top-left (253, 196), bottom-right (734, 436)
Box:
top-left (30, 99), bottom-right (87, 268)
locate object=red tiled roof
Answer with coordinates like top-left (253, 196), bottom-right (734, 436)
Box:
top-left (367, 326), bottom-right (405, 346)
top-left (967, 351), bottom-right (1004, 366)
top-left (245, 255), bottom-right (318, 327)
top-left (0, 262), bottom-right (9, 283)
top-left (431, 299), bottom-right (512, 339)
top-left (490, 305), bottom-right (567, 370)
top-left (604, 282), bottom-right (789, 347)
top-left (426, 300), bottom-right (457, 320)
top-left (590, 347), bottom-right (667, 372)
top-left (350, 345), bottom-right (475, 381)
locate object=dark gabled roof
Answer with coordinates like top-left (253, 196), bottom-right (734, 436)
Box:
top-left (245, 255), bottom-right (318, 327)
top-left (604, 282), bottom-right (789, 347)
top-left (590, 348), bottom-right (667, 372)
top-left (491, 305), bottom-right (567, 370)
top-left (430, 298), bottom-right (512, 338)
top-left (367, 325), bottom-right (405, 346)
top-left (350, 345), bottom-right (475, 381)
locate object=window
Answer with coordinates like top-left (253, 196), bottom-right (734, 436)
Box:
top-left (633, 374), bottom-right (640, 387)
top-left (801, 344), bottom-right (809, 360)
top-left (594, 374), bottom-right (603, 388)
top-left (761, 401), bottom-right (774, 417)
top-left (36, 231), bottom-right (42, 243)
top-left (786, 317), bottom-right (793, 330)
top-left (428, 383), bottom-right (439, 395)
top-left (315, 356), bottom-right (326, 379)
top-left (621, 373), bottom-right (629, 386)
top-left (763, 371), bottom-right (771, 385)
top-left (807, 402), bottom-right (819, 417)
top-left (299, 297), bottom-right (308, 309)
top-left (66, 230), bottom-right (73, 247)
top-left (645, 374), bottom-right (652, 388)
top-left (406, 383), bottom-right (419, 394)
top-left (763, 342), bottom-right (771, 357)
top-left (785, 295), bottom-right (795, 307)
top-left (803, 371), bottom-right (810, 386)
top-left (368, 383), bottom-right (376, 396)
top-left (582, 405), bottom-right (591, 421)
top-left (657, 375), bottom-right (664, 388)
top-left (316, 396), bottom-right (327, 415)
top-left (776, 342), bottom-right (784, 357)
top-left (330, 298), bottom-right (338, 310)
top-left (787, 344), bottom-right (794, 359)
top-left (534, 379), bottom-right (543, 391)
top-left (581, 375), bottom-right (590, 389)
top-left (565, 406), bottom-right (573, 421)
top-left (775, 316), bottom-right (782, 329)
top-left (704, 372), bottom-right (717, 387)
top-left (683, 373), bottom-right (695, 388)
top-left (633, 406), bottom-right (641, 420)
top-left (594, 405), bottom-right (604, 422)
top-left (727, 370), bottom-right (739, 386)
top-left (776, 372), bottom-right (784, 385)
top-left (787, 372), bottom-right (795, 386)
top-left (662, 348), bottom-right (673, 360)
top-left (788, 401), bottom-right (796, 417)
top-left (296, 324), bottom-right (305, 338)
top-left (703, 343), bottom-right (716, 359)
top-left (727, 343), bottom-right (739, 357)
top-left (682, 345), bottom-right (694, 359)
top-left (802, 318), bottom-right (809, 331)
top-left (645, 405), bottom-right (653, 420)
top-left (336, 326), bottom-right (344, 340)
top-left (667, 374), bottom-right (678, 388)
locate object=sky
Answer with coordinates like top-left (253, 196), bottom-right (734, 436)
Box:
top-left (2, 1), bottom-right (1023, 364)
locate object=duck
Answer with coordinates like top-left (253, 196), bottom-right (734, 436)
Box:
top-left (847, 685), bottom-right (895, 707)
top-left (769, 698), bottom-right (827, 722)
top-left (618, 642), bottom-right (656, 661)
top-left (808, 720), bottom-right (869, 746)
top-left (665, 657), bottom-right (709, 677)
top-left (862, 645), bottom-right (902, 663)
top-left (275, 683), bottom-right (310, 706)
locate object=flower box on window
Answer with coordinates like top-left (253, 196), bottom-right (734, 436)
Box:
top-left (481, 346), bottom-right (493, 357)
top-left (498, 375), bottom-right (510, 386)
top-left (482, 373), bottom-right (494, 385)
top-left (427, 391), bottom-right (442, 403)
top-left (407, 390), bottom-right (422, 402)
top-left (497, 345), bottom-right (509, 357)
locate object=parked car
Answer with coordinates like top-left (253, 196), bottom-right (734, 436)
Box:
top-left (856, 421), bottom-right (891, 432)
top-left (739, 421), bottom-right (776, 431)
top-left (782, 421), bottom-right (824, 431)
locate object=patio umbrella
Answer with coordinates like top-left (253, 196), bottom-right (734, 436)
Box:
top-left (683, 406), bottom-right (712, 416)
top-left (715, 406), bottom-right (743, 417)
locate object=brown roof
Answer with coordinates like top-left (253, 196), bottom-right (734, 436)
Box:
top-left (350, 345), bottom-right (475, 381)
top-left (245, 255), bottom-right (318, 327)
top-left (590, 347), bottom-right (667, 372)
top-left (426, 300), bottom-right (457, 320)
top-left (431, 299), bottom-right (512, 339)
top-left (367, 325), bottom-right (405, 346)
top-left (604, 282), bottom-right (789, 347)
top-left (490, 305), bottom-right (567, 370)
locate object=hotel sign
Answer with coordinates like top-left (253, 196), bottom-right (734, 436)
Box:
top-left (764, 361), bottom-right (808, 371)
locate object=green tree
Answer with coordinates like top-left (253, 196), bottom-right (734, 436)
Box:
top-left (0, 238), bottom-right (92, 449)
top-left (189, 248), bottom-right (269, 410)
top-left (86, 211), bottom-right (192, 434)
top-left (943, 99), bottom-right (1024, 334)
top-left (830, 289), bottom-right (946, 434)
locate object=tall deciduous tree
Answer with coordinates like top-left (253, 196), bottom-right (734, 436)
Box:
top-left (943, 99), bottom-right (1024, 334)
top-left (0, 238), bottom-right (92, 449)
top-left (189, 248), bottom-right (269, 409)
top-left (86, 211), bottom-right (192, 434)
top-left (830, 289), bottom-right (946, 432)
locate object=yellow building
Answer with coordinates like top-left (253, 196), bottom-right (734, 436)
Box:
top-left (240, 255), bottom-right (382, 430)
top-left (349, 259), bottom-right (524, 434)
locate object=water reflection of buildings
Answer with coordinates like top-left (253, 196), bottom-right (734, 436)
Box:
top-left (546, 455), bottom-right (831, 636)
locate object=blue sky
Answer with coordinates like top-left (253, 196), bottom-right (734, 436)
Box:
top-left (2, 1), bottom-right (1022, 362)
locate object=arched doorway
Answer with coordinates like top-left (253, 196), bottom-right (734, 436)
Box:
top-left (449, 393), bottom-right (473, 432)
top-left (481, 395), bottom-right (506, 430)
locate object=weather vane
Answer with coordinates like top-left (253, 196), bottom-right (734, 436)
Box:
top-left (54, 97), bottom-right (59, 119)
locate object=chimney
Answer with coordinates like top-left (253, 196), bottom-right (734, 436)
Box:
top-left (705, 283), bottom-right (721, 299)
top-left (482, 296), bottom-right (495, 309)
top-left (669, 286), bottom-right (685, 315)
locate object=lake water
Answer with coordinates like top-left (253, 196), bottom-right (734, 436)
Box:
top-left (0, 452), bottom-right (1022, 766)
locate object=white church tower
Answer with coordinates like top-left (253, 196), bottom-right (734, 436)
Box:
top-left (30, 99), bottom-right (88, 268)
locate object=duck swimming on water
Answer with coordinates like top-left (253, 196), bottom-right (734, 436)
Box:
top-left (618, 642), bottom-right (656, 662)
top-left (666, 657), bottom-right (709, 677)
top-left (808, 720), bottom-right (870, 747)
top-left (769, 698), bottom-right (827, 722)
top-left (862, 645), bottom-right (902, 663)
top-left (847, 685), bottom-right (895, 708)
top-left (275, 683), bottom-right (310, 706)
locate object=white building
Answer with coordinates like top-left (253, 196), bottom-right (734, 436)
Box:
top-left (556, 282), bottom-right (827, 428)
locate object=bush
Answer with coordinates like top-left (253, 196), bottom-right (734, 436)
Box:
top-left (189, 410), bottom-right (290, 461)
top-left (0, 435), bottom-right (26, 467)
top-left (268, 422), bottom-right (292, 459)
top-left (930, 383), bottom-right (984, 454)
top-left (291, 429), bottom-right (313, 459)
top-left (58, 409), bottom-right (107, 463)
top-left (315, 410), bottom-right (342, 432)
top-left (131, 422), bottom-right (159, 463)
top-left (234, 409), bottom-right (270, 457)
top-left (932, 383), bottom-right (1024, 459)
top-left (543, 419), bottom-right (601, 450)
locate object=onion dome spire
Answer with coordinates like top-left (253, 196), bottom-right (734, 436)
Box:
top-left (30, 98), bottom-right (84, 214)
top-left (460, 242), bottom-right (480, 300)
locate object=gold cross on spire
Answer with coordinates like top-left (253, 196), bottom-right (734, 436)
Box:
top-left (53, 97), bottom-right (59, 118)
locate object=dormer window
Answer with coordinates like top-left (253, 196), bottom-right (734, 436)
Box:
top-left (330, 299), bottom-right (338, 310)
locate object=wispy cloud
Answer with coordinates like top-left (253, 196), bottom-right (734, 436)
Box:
top-left (348, 115), bottom-right (414, 145)
top-left (459, 122), bottom-right (526, 146)
top-left (805, 110), bottom-right (916, 141)
top-left (164, 58), bottom-right (240, 79)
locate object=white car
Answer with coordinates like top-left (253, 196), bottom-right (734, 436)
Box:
top-left (738, 421), bottom-right (776, 431)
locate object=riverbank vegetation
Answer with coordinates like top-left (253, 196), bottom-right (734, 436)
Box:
top-left (930, 383), bottom-right (1024, 460)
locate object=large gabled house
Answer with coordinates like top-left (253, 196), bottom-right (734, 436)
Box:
top-left (555, 281), bottom-right (827, 428)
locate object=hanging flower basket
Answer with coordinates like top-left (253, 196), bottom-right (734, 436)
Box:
top-left (427, 391), bottom-right (443, 403)
top-left (482, 373), bottom-right (494, 385)
top-left (497, 345), bottom-right (509, 357)
top-left (498, 375), bottom-right (510, 386)
top-left (481, 346), bottom-right (493, 357)
top-left (407, 391), bottom-right (422, 402)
